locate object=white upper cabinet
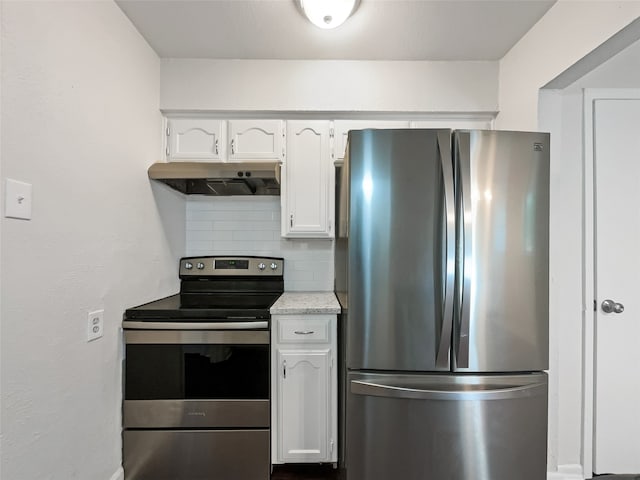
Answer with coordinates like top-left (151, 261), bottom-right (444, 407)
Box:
top-left (227, 120), bottom-right (284, 163)
top-left (165, 118), bottom-right (283, 163)
top-left (167, 118), bottom-right (226, 161)
top-left (333, 120), bottom-right (410, 161)
top-left (409, 118), bottom-right (494, 129)
top-left (282, 120), bottom-right (333, 238)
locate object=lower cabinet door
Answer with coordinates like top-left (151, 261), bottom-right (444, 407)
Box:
top-left (277, 349), bottom-right (331, 463)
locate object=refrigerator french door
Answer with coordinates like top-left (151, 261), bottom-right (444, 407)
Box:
top-left (336, 129), bottom-right (550, 480)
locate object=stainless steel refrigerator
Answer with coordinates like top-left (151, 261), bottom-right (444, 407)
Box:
top-left (334, 129), bottom-right (549, 480)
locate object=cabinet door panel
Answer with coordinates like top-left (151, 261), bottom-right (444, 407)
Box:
top-left (228, 120), bottom-right (283, 162)
top-left (283, 120), bottom-right (332, 237)
top-left (168, 118), bottom-right (225, 161)
top-left (333, 120), bottom-right (410, 161)
top-left (277, 349), bottom-right (331, 463)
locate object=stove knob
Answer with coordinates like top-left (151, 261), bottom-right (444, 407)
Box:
top-left (270, 262), bottom-right (278, 270)
top-left (184, 262), bottom-right (193, 270)
top-left (196, 262), bottom-right (205, 270)
top-left (258, 263), bottom-right (266, 271)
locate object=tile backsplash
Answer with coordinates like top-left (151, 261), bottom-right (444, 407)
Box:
top-left (186, 196), bottom-right (334, 292)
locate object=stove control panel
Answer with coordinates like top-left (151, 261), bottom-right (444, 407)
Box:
top-left (179, 256), bottom-right (284, 277)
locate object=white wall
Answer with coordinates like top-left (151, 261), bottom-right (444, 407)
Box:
top-left (161, 59), bottom-right (499, 114)
top-left (498, 0), bottom-right (640, 131)
top-left (538, 88), bottom-right (585, 476)
top-left (538, 37), bottom-right (640, 479)
top-left (568, 37), bottom-right (640, 88)
top-left (187, 197), bottom-right (333, 291)
top-left (0, 3), bottom-right (184, 480)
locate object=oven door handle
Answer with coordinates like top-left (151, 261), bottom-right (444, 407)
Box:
top-left (124, 327), bottom-right (269, 345)
top-left (122, 321), bottom-right (268, 330)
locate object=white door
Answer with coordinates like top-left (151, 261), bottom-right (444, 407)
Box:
top-left (593, 97), bottom-right (640, 474)
top-left (276, 349), bottom-right (331, 463)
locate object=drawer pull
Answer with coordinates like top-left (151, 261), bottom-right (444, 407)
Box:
top-left (294, 330), bottom-right (315, 335)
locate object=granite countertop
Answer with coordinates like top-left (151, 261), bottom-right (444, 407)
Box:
top-left (270, 292), bottom-right (341, 315)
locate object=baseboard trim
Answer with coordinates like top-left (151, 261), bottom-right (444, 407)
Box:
top-left (110, 466), bottom-right (124, 480)
top-left (548, 464), bottom-right (585, 480)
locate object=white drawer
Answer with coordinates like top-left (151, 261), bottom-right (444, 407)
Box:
top-left (276, 316), bottom-right (332, 344)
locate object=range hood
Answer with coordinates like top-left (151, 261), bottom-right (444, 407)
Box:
top-left (148, 162), bottom-right (281, 196)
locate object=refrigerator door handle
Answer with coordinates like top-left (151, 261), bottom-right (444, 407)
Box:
top-left (350, 379), bottom-right (547, 401)
top-left (436, 130), bottom-right (455, 369)
top-left (456, 132), bottom-right (472, 368)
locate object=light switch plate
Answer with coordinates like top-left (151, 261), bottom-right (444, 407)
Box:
top-left (5, 179), bottom-right (32, 220)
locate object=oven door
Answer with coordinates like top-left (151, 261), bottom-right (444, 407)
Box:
top-left (123, 327), bottom-right (270, 480)
top-left (123, 327), bottom-right (270, 427)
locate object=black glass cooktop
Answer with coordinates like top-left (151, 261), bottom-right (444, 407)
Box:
top-left (123, 293), bottom-right (280, 321)
top-left (124, 256), bottom-right (284, 323)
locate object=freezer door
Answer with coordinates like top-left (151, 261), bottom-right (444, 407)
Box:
top-left (454, 130), bottom-right (549, 372)
top-left (347, 129), bottom-right (455, 371)
top-left (346, 371), bottom-right (548, 480)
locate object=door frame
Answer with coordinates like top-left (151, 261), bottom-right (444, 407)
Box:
top-left (582, 88), bottom-right (640, 478)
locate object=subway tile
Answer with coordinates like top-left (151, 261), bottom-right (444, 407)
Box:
top-left (186, 200), bottom-right (336, 292)
top-left (190, 230), bottom-right (224, 241)
top-left (186, 221), bottom-right (214, 231)
top-left (213, 221), bottom-right (277, 231)
top-left (285, 280), bottom-right (333, 291)
top-left (232, 230), bottom-right (275, 241)
top-left (188, 241), bottom-right (215, 251)
top-left (285, 269), bottom-right (315, 282)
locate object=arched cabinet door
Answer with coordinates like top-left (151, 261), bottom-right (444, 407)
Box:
top-left (282, 120), bottom-right (333, 238)
top-left (276, 349), bottom-right (332, 463)
top-left (167, 118), bottom-right (225, 161)
top-left (227, 119), bottom-right (284, 162)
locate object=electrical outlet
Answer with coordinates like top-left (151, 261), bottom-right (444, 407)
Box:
top-left (87, 310), bottom-right (104, 342)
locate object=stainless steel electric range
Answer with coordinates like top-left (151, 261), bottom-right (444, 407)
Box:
top-left (122, 256), bottom-right (284, 480)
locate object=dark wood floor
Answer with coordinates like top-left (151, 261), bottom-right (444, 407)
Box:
top-left (271, 464), bottom-right (340, 480)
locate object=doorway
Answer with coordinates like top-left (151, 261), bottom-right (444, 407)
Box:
top-left (585, 89), bottom-right (640, 476)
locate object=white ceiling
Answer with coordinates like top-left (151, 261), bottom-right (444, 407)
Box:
top-left (116, 0), bottom-right (556, 61)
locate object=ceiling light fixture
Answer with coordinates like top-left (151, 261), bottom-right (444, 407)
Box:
top-left (296, 0), bottom-right (361, 29)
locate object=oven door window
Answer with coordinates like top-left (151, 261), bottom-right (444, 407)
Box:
top-left (125, 344), bottom-right (269, 400)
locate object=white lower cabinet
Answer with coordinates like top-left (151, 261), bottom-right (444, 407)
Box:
top-left (271, 315), bottom-right (337, 465)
